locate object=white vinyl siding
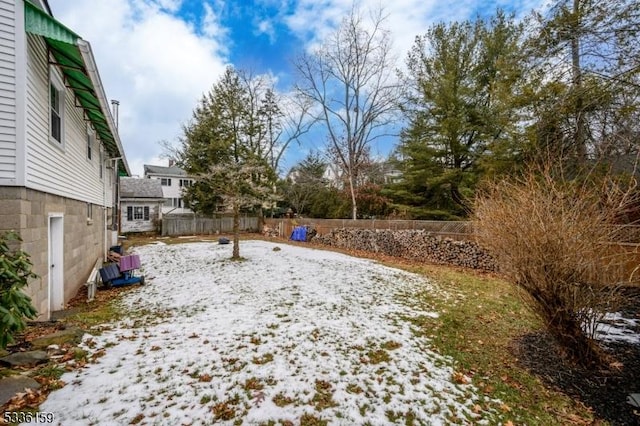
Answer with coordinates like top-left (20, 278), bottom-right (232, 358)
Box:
top-left (0, 0), bottom-right (17, 181)
top-left (148, 174), bottom-right (195, 215)
top-left (25, 34), bottom-right (110, 206)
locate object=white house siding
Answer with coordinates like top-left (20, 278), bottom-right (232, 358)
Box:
top-left (120, 201), bottom-right (160, 233)
top-left (25, 34), bottom-right (108, 207)
top-left (149, 175), bottom-right (194, 215)
top-left (0, 0), bottom-right (16, 182)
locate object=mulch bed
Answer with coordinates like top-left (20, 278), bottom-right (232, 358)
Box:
top-left (516, 333), bottom-right (640, 425)
top-left (515, 288), bottom-right (640, 426)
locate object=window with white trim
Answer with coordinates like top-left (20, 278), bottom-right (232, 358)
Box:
top-left (134, 207), bottom-right (144, 220)
top-left (49, 70), bottom-right (64, 144)
top-left (161, 178), bottom-right (172, 186)
top-left (127, 206), bottom-right (150, 221)
top-left (87, 125), bottom-right (94, 160)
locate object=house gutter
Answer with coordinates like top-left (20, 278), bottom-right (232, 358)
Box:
top-left (76, 39), bottom-right (131, 176)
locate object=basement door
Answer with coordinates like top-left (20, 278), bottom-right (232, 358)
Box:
top-left (48, 214), bottom-right (64, 318)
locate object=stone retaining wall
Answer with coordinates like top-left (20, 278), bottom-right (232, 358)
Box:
top-left (312, 228), bottom-right (497, 271)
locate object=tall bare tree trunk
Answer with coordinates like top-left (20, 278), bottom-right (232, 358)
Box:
top-left (232, 201), bottom-right (240, 259)
top-left (348, 175), bottom-right (357, 220)
top-left (572, 0), bottom-right (587, 163)
top-left (294, 7), bottom-right (399, 222)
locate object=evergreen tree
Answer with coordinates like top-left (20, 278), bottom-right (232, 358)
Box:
top-left (179, 67), bottom-right (276, 259)
top-left (391, 11), bottom-right (527, 217)
top-left (282, 152), bottom-right (328, 216)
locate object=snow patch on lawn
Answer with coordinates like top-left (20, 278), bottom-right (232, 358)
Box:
top-left (594, 312), bottom-right (640, 345)
top-left (35, 241), bottom-right (490, 425)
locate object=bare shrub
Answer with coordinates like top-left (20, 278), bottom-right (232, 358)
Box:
top-left (474, 165), bottom-right (638, 367)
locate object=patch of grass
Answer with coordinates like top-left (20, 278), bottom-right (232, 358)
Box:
top-left (0, 367), bottom-right (16, 378)
top-left (212, 401), bottom-right (236, 421)
top-left (272, 393), bottom-right (295, 407)
top-left (64, 300), bottom-right (124, 330)
top-left (33, 364), bottom-right (64, 379)
top-left (198, 373), bottom-right (212, 382)
top-left (381, 341), bottom-right (402, 351)
top-left (252, 353), bottom-right (274, 365)
top-left (243, 377), bottom-right (264, 391)
top-left (346, 383), bottom-right (363, 394)
top-left (392, 262), bottom-right (597, 425)
top-left (358, 404), bottom-right (370, 417)
top-left (300, 413), bottom-right (328, 426)
top-left (366, 349), bottom-right (390, 364)
top-left (312, 380), bottom-right (337, 411)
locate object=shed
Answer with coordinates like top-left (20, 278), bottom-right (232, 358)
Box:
top-left (120, 178), bottom-right (164, 233)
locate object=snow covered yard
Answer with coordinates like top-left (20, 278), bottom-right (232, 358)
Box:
top-left (35, 240), bottom-right (493, 425)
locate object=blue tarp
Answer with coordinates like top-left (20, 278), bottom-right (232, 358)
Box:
top-left (290, 226), bottom-right (307, 242)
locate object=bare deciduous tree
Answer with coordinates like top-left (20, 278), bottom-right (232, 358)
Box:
top-left (294, 6), bottom-right (400, 219)
top-left (259, 88), bottom-right (316, 175)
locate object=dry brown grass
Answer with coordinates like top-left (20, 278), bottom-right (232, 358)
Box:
top-left (474, 164), bottom-right (638, 367)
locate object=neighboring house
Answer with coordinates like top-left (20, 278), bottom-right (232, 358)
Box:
top-left (119, 178), bottom-right (163, 233)
top-left (0, 0), bottom-right (131, 319)
top-left (323, 163), bottom-right (345, 189)
top-left (143, 162), bottom-right (194, 215)
top-left (320, 160), bottom-right (402, 188)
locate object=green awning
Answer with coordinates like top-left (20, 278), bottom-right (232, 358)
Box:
top-left (24, 1), bottom-right (128, 176)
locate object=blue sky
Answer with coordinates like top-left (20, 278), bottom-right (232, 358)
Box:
top-left (48, 0), bottom-right (547, 177)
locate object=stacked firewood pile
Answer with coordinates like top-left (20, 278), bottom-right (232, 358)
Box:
top-left (312, 228), bottom-right (497, 271)
top-left (262, 225), bottom-right (280, 238)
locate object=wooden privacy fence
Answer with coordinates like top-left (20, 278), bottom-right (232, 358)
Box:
top-left (162, 216), bottom-right (259, 236)
top-left (263, 218), bottom-right (474, 241)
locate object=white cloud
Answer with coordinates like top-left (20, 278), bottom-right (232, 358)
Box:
top-left (150, 0), bottom-right (183, 13)
top-left (284, 0), bottom-right (549, 67)
top-left (49, 0), bottom-right (229, 176)
top-left (254, 18), bottom-right (276, 43)
top-left (202, 1), bottom-right (229, 42)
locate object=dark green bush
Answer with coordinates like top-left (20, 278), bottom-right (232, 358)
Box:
top-left (0, 231), bottom-right (38, 349)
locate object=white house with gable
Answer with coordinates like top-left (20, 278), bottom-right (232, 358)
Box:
top-left (144, 162), bottom-right (194, 215)
top-left (0, 0), bottom-right (131, 319)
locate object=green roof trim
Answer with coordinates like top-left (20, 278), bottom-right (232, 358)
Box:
top-left (23, 1), bottom-right (128, 176)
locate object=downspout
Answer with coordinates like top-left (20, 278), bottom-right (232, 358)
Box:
top-left (103, 150), bottom-right (107, 262)
top-left (113, 157), bottom-right (121, 235)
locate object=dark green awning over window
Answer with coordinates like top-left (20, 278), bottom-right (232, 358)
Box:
top-left (24, 1), bottom-right (128, 176)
